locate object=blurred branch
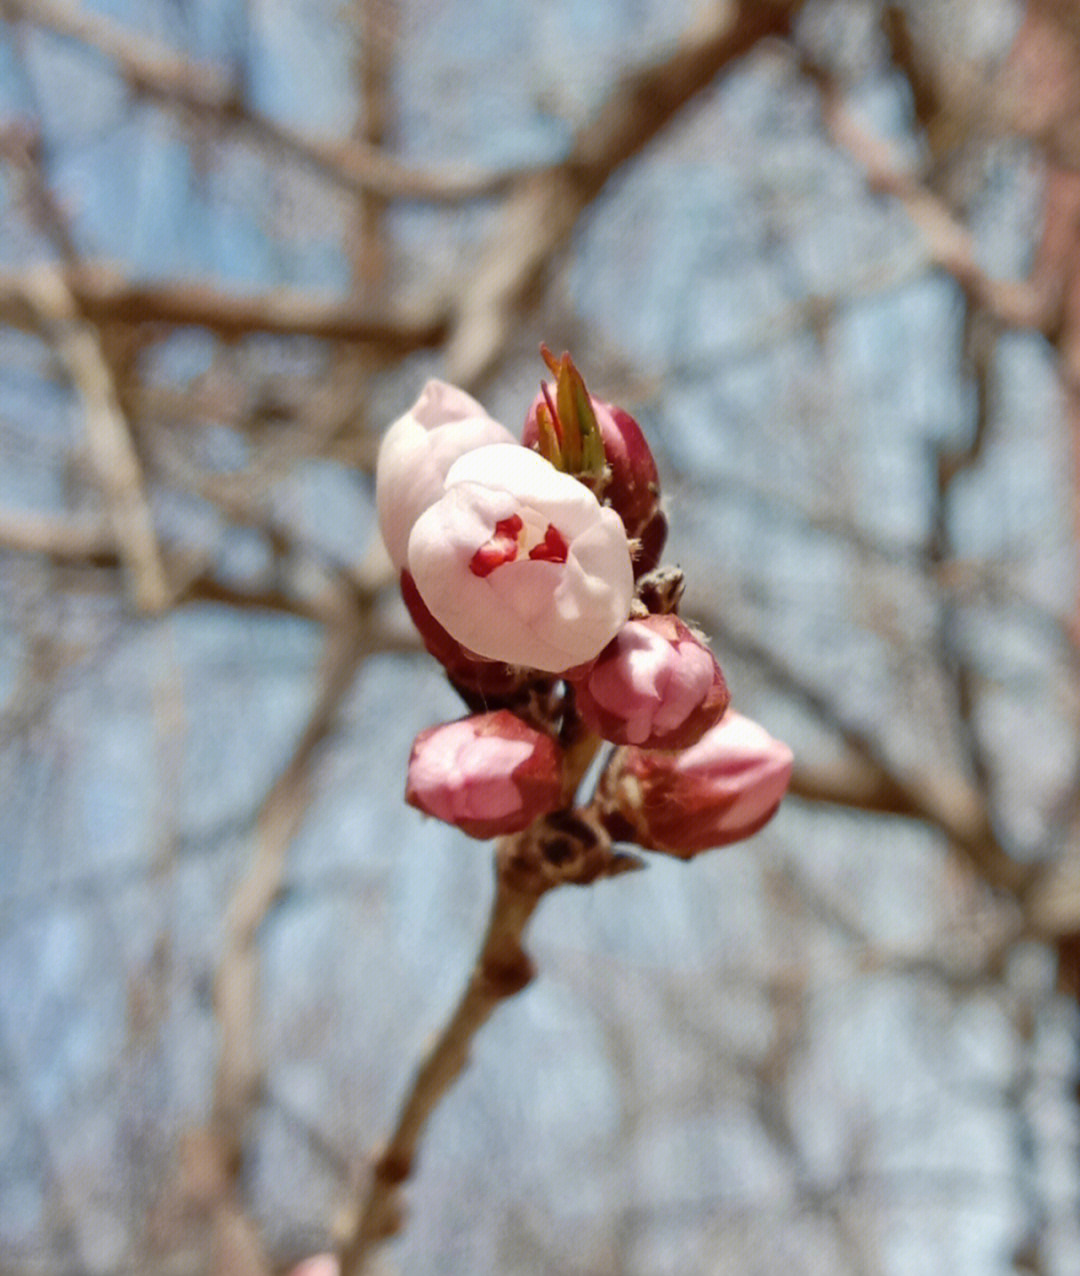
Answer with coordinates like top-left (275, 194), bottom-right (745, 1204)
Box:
top-left (0, 118), bottom-right (79, 263)
top-left (20, 265), bottom-right (170, 611)
top-left (336, 767), bottom-right (641, 1272)
top-left (0, 261), bottom-right (448, 345)
top-left (0, 506), bottom-right (112, 558)
top-left (348, 0), bottom-right (395, 298)
top-left (336, 859), bottom-right (543, 1273)
top-left (708, 616), bottom-right (1033, 896)
top-left (994, 0), bottom-right (1080, 173)
top-left (806, 63), bottom-right (1053, 333)
top-left (927, 304), bottom-right (999, 798)
top-left (0, 506), bottom-right (371, 619)
top-left (205, 585), bottom-right (372, 1276)
top-left (0, 0), bottom-right (516, 203)
top-left (798, 49), bottom-right (1080, 922)
top-left (881, 6), bottom-right (942, 143)
top-left (447, 0), bottom-right (807, 388)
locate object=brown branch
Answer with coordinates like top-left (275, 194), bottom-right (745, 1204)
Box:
top-left (786, 756), bottom-right (1021, 890)
top-left (808, 65), bottom-right (1052, 332)
top-left (204, 588), bottom-right (372, 1275)
top-left (1, 0), bottom-right (515, 204)
top-left (0, 513), bottom-right (340, 620)
top-left (0, 488), bottom-right (411, 633)
top-left (446, 0), bottom-right (807, 388)
top-left (708, 617), bottom-right (1033, 897)
top-left (785, 754), bottom-right (1018, 892)
top-left (993, 1), bottom-right (1080, 175)
top-left (0, 506), bottom-right (112, 558)
top-left (336, 799), bottom-right (641, 1273)
top-left (20, 265), bottom-right (170, 611)
top-left (0, 119), bottom-right (79, 264)
top-left (348, 0), bottom-right (395, 298)
top-left (881, 6), bottom-right (942, 142)
top-left (0, 260), bottom-right (448, 345)
top-left (335, 859), bottom-right (541, 1273)
top-left (212, 597), bottom-right (367, 1131)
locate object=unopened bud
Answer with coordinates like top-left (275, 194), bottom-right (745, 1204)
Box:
top-left (406, 710), bottom-right (562, 839)
top-left (523, 358), bottom-right (664, 558)
top-left (288, 1259), bottom-right (338, 1276)
top-left (571, 615), bottom-right (729, 749)
top-left (599, 711), bottom-right (793, 857)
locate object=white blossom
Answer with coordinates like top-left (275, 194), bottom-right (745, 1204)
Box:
top-left (407, 444), bottom-right (634, 673)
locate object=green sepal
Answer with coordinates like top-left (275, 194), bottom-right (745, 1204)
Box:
top-left (539, 345), bottom-right (606, 482)
top-left (533, 397), bottom-right (564, 470)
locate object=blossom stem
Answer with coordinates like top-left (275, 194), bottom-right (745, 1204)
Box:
top-left (335, 842), bottom-right (544, 1275)
top-left (336, 729), bottom-right (610, 1274)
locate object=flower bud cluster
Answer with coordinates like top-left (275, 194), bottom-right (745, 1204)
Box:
top-left (377, 353), bottom-right (792, 854)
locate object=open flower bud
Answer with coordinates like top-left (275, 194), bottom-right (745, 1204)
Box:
top-left (406, 710), bottom-right (562, 839)
top-left (572, 615), bottom-right (729, 749)
top-left (376, 379), bottom-right (515, 570)
top-left (599, 711), bottom-right (793, 857)
top-left (407, 444), bottom-right (634, 674)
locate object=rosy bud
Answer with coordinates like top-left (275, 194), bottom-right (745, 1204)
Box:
top-left (524, 385), bottom-right (662, 544)
top-left (407, 444), bottom-right (634, 674)
top-left (288, 1259), bottom-right (338, 1276)
top-left (376, 379), bottom-right (515, 570)
top-left (572, 615), bottom-right (729, 749)
top-left (600, 711), bottom-right (793, 857)
top-left (399, 569), bottom-right (529, 699)
top-left (406, 710), bottom-right (563, 839)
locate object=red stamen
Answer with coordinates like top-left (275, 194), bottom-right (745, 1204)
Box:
top-left (470, 514), bottom-right (523, 577)
top-left (528, 524), bottom-right (569, 564)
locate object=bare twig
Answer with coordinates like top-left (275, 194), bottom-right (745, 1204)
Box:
top-left (808, 64), bottom-right (1052, 332)
top-left (19, 265), bottom-right (170, 611)
top-left (335, 857), bottom-right (542, 1273)
top-left (348, 0), bottom-right (395, 298)
top-left (0, 119), bottom-right (79, 264)
top-left (203, 586), bottom-right (372, 1275)
top-left (0, 0), bottom-right (515, 204)
top-left (707, 616), bottom-right (1033, 896)
top-left (336, 778), bottom-right (640, 1273)
top-left (0, 506), bottom-right (112, 558)
top-left (213, 591), bottom-right (370, 1135)
top-left (447, 0), bottom-right (807, 389)
top-left (0, 261), bottom-right (448, 346)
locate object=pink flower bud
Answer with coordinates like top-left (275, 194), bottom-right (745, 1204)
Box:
top-left (600, 711), bottom-right (793, 857)
top-left (524, 386), bottom-right (663, 547)
top-left (406, 710), bottom-right (563, 839)
top-left (376, 379), bottom-right (515, 570)
top-left (572, 616), bottom-right (729, 749)
top-left (399, 569), bottom-right (529, 698)
top-left (407, 444), bottom-right (634, 674)
top-left (288, 1259), bottom-right (338, 1276)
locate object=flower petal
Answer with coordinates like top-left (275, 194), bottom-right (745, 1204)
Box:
top-left (375, 382), bottom-right (515, 569)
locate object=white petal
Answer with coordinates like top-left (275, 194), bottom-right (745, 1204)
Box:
top-left (407, 466), bottom-right (633, 673)
top-left (375, 391), bottom-right (514, 569)
top-left (445, 444), bottom-right (600, 539)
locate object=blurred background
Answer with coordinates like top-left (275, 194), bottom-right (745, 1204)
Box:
top-left (2, 0), bottom-right (1079, 1272)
